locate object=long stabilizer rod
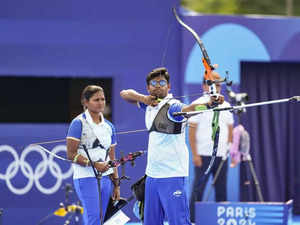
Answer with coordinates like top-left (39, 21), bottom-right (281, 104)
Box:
top-left (173, 96), bottom-right (300, 117)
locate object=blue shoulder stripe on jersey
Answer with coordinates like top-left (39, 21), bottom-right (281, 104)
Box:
top-left (167, 103), bottom-right (186, 122)
top-left (67, 118), bottom-right (82, 139)
top-left (139, 102), bottom-right (147, 110)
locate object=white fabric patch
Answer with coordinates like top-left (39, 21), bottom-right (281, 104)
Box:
top-left (103, 210), bottom-right (130, 225)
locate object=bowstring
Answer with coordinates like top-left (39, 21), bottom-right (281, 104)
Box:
top-left (160, 22), bottom-right (174, 68)
top-left (34, 144), bottom-right (71, 162)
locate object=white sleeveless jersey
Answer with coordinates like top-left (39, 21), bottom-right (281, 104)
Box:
top-left (67, 112), bottom-right (116, 179)
top-left (139, 94), bottom-right (189, 178)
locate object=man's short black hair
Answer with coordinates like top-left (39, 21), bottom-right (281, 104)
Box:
top-left (146, 67), bottom-right (170, 85)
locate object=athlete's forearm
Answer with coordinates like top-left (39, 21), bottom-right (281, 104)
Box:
top-left (120, 89), bottom-right (146, 104)
top-left (182, 103), bottom-right (207, 112)
top-left (109, 146), bottom-right (119, 179)
top-left (67, 138), bottom-right (92, 167)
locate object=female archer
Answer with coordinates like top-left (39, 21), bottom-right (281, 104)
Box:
top-left (66, 85), bottom-right (120, 225)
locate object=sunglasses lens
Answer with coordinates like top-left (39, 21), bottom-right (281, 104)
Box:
top-left (150, 80), bottom-right (157, 86)
top-left (159, 80), bottom-right (167, 86)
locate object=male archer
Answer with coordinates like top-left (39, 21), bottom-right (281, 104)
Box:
top-left (120, 67), bottom-right (223, 225)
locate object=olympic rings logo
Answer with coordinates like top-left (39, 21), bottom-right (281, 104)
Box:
top-left (0, 144), bottom-right (73, 195)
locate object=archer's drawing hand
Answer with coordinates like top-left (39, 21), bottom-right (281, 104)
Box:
top-left (95, 162), bottom-right (110, 172)
top-left (143, 95), bottom-right (159, 107)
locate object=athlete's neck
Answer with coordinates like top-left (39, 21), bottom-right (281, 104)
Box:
top-left (89, 111), bottom-right (102, 124)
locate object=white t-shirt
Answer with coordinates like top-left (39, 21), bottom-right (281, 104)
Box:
top-left (188, 95), bottom-right (234, 157)
top-left (138, 94), bottom-right (189, 178)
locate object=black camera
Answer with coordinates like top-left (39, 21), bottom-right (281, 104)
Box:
top-left (225, 73), bottom-right (248, 114)
top-left (228, 91), bottom-right (248, 103)
top-left (228, 91), bottom-right (248, 113)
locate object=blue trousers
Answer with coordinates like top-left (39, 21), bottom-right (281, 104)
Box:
top-left (73, 176), bottom-right (112, 225)
top-left (144, 176), bottom-right (192, 225)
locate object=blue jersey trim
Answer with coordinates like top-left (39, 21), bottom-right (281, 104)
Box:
top-left (138, 102), bottom-right (147, 110)
top-left (167, 103), bottom-right (186, 122)
top-left (67, 118), bottom-right (82, 139)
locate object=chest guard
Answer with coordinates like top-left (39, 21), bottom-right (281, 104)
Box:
top-left (78, 115), bottom-right (109, 153)
top-left (149, 103), bottom-right (183, 134)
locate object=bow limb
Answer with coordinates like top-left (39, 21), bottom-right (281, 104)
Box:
top-left (172, 7), bottom-right (219, 175)
top-left (172, 7), bottom-right (218, 93)
top-left (172, 8), bottom-right (213, 70)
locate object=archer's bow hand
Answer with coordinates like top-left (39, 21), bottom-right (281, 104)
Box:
top-left (143, 95), bottom-right (159, 107)
top-left (95, 162), bottom-right (110, 172)
top-left (207, 95), bottom-right (224, 108)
